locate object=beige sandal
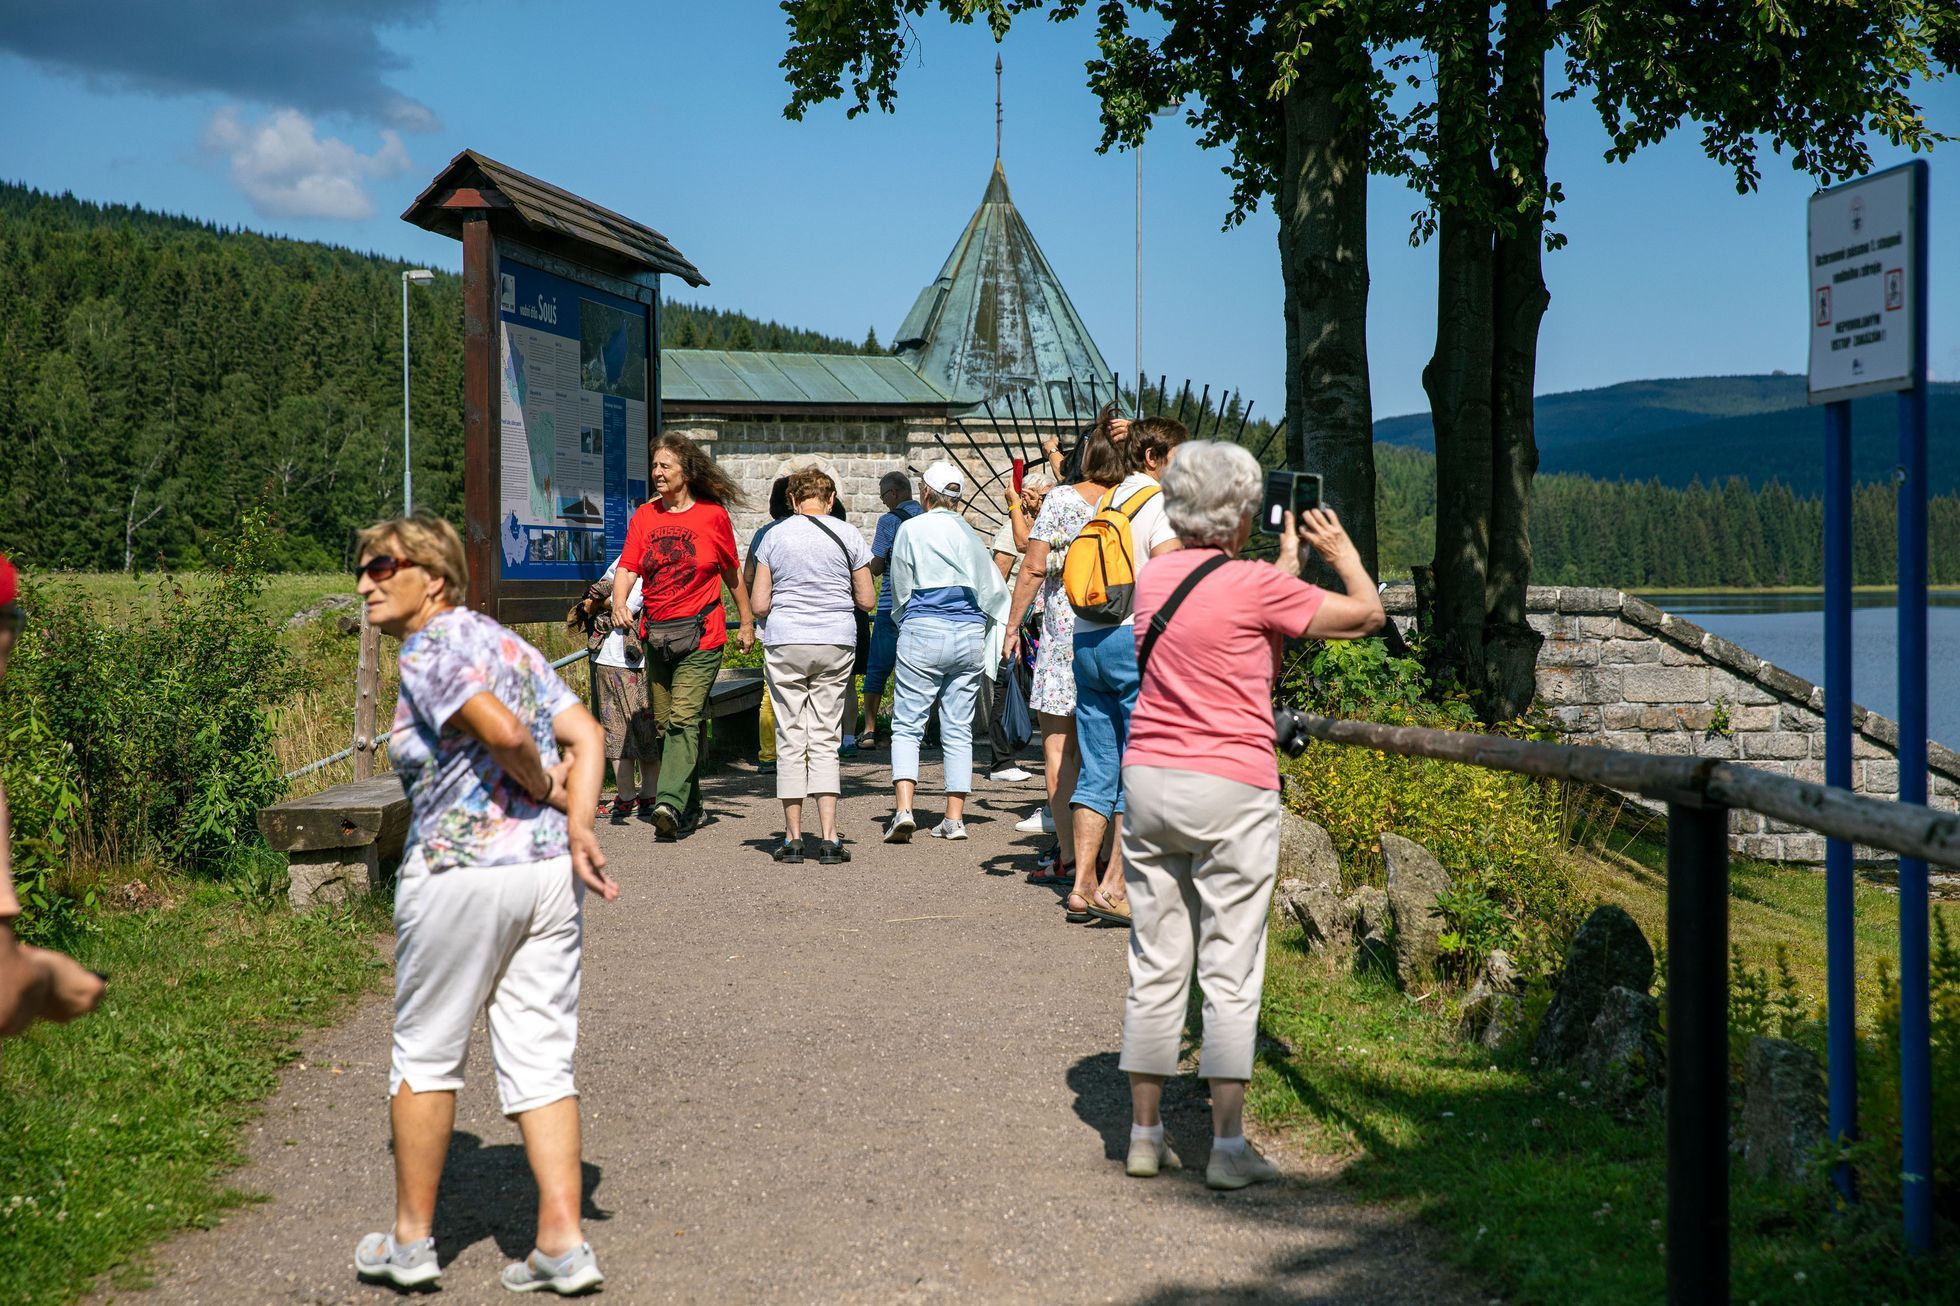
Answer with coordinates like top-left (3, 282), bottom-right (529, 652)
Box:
top-left (1086, 890), bottom-right (1133, 928)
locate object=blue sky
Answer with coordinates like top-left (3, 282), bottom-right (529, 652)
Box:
top-left (2, 1), bottom-right (1954, 420)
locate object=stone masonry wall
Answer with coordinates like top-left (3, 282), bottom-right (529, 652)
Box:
top-left (663, 412), bottom-right (1059, 547)
top-left (1382, 585), bottom-right (1960, 863)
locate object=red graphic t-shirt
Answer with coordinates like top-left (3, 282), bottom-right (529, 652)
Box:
top-left (618, 499), bottom-right (738, 651)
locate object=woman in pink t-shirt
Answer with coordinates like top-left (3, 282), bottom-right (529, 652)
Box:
top-left (1115, 441), bottom-right (1384, 1192)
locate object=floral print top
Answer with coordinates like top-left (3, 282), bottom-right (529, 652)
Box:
top-left (1025, 484), bottom-right (1096, 716)
top-left (391, 607), bottom-right (579, 873)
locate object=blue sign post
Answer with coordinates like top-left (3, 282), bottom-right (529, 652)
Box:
top-left (1807, 157), bottom-right (1932, 1251)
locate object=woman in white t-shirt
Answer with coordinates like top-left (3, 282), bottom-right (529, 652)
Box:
top-left (750, 467), bottom-right (875, 864)
top-left (591, 563), bottom-right (652, 818)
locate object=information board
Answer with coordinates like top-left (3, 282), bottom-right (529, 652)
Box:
top-left (495, 255), bottom-right (650, 580)
top-left (1808, 164), bottom-right (1920, 403)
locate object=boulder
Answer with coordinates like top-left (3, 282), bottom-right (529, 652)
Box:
top-left (1743, 1036), bottom-right (1827, 1185)
top-left (1273, 812), bottom-right (1347, 952)
top-left (1533, 905), bottom-right (1655, 1066)
top-left (1345, 886), bottom-right (1395, 981)
top-left (1278, 810), bottom-right (1343, 887)
top-left (1456, 949), bottom-right (1522, 1049)
top-left (1576, 986), bottom-right (1663, 1102)
top-left (1382, 834), bottom-right (1452, 987)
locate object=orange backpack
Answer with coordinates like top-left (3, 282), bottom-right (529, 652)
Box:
top-left (1062, 484), bottom-right (1161, 622)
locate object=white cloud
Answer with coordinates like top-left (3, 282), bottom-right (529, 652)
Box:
top-left (202, 107), bottom-right (412, 221)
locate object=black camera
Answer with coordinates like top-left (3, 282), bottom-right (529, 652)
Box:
top-left (1274, 706), bottom-right (1310, 758)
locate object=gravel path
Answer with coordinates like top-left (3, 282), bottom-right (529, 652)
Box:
top-left (99, 757), bottom-right (1472, 1305)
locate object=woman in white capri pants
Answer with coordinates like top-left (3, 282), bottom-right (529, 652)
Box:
top-left (1116, 442), bottom-right (1384, 1190)
top-left (751, 466), bottom-right (876, 863)
top-left (350, 514), bottom-right (619, 1295)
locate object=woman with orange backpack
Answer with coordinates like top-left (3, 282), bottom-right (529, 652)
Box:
top-left (1056, 416), bottom-right (1188, 927)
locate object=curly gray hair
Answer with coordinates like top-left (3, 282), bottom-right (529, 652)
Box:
top-left (1160, 441), bottom-right (1262, 549)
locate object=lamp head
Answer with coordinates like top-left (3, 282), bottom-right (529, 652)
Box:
top-left (404, 268), bottom-right (435, 285)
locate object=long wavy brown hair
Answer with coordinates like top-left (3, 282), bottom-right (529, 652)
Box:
top-left (653, 431), bottom-right (747, 508)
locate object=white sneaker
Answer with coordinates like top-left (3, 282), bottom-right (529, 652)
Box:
top-left (1126, 1135), bottom-right (1181, 1178)
top-left (989, 766), bottom-right (1035, 782)
top-left (1014, 808), bottom-right (1055, 834)
top-left (884, 810), bottom-right (917, 843)
top-left (1206, 1139), bottom-right (1281, 1191)
top-left (501, 1242), bottom-right (603, 1294)
top-left (355, 1232), bottom-right (441, 1288)
top-left (928, 818), bottom-right (968, 840)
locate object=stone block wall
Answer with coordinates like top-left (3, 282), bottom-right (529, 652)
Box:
top-left (1382, 585), bottom-right (1960, 863)
top-left (663, 412), bottom-right (1057, 547)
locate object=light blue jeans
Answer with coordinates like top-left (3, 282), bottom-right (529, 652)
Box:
top-left (890, 617), bottom-right (986, 795)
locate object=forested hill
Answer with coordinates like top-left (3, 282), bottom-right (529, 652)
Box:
top-left (0, 182), bottom-right (876, 570)
top-left (1375, 374), bottom-right (1960, 497)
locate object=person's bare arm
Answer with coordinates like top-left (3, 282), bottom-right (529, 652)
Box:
top-left (723, 566), bottom-right (756, 653)
top-left (852, 565), bottom-right (875, 613)
top-left (1149, 539), bottom-right (1183, 558)
top-left (1285, 509), bottom-right (1386, 641)
top-left (1001, 540), bottom-right (1047, 661)
top-left (550, 703), bottom-right (616, 901)
top-left (993, 551), bottom-right (1015, 582)
top-left (451, 692), bottom-right (557, 805)
top-left (867, 554), bottom-right (888, 579)
top-left (749, 563), bottom-right (774, 620)
top-left (0, 786), bottom-right (105, 1042)
top-left (610, 565), bottom-right (635, 632)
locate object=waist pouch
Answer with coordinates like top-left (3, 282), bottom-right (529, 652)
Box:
top-left (642, 598), bottom-right (719, 659)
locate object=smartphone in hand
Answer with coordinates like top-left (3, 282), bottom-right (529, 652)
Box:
top-left (1257, 471), bottom-right (1323, 535)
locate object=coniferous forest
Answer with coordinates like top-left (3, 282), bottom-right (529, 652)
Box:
top-left (4, 181), bottom-right (1957, 586)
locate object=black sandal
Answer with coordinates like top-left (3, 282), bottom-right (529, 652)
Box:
top-left (817, 840), bottom-right (852, 865)
top-left (772, 839), bottom-right (804, 864)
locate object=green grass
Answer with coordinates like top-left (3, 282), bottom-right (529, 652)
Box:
top-left (1246, 846), bottom-right (1958, 1304)
top-left (26, 570), bottom-right (349, 625)
top-left (0, 877), bottom-right (389, 1304)
top-left (1252, 935), bottom-right (1955, 1303)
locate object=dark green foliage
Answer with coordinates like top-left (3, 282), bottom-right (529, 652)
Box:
top-left (0, 182), bottom-right (872, 571)
top-left (1375, 443), bottom-right (1960, 587)
top-left (3, 512), bottom-right (298, 877)
top-left (1375, 374), bottom-right (1960, 497)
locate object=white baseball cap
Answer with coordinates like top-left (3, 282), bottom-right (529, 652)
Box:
top-left (921, 461), bottom-right (965, 499)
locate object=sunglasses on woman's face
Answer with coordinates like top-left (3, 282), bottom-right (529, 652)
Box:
top-left (0, 604), bottom-right (22, 638)
top-left (354, 556), bottom-right (423, 583)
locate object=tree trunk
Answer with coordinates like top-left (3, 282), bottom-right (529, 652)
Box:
top-left (1423, 9), bottom-right (1497, 693)
top-left (1280, 27), bottom-right (1377, 581)
top-left (1484, 0), bottom-right (1552, 719)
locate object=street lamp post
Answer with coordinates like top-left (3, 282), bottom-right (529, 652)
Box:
top-left (401, 268), bottom-right (434, 513)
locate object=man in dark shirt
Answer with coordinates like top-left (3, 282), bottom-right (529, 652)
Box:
top-left (858, 471), bottom-right (924, 748)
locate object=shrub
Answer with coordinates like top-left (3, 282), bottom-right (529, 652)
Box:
top-left (0, 700), bottom-right (89, 944)
top-left (4, 510), bottom-right (299, 880)
top-left (1853, 919), bottom-right (1960, 1226)
top-left (1279, 635), bottom-right (1586, 977)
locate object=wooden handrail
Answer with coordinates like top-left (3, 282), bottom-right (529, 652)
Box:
top-left (1295, 713), bottom-right (1958, 865)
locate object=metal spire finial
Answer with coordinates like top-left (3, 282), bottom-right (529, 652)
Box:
top-left (995, 54), bottom-right (1002, 161)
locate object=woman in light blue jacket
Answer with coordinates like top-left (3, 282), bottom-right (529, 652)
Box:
top-left (882, 461), bottom-right (1011, 843)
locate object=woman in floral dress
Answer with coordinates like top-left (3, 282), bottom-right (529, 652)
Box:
top-left (1003, 430), bottom-right (1125, 891)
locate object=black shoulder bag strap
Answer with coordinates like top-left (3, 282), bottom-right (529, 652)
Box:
top-left (800, 513), bottom-right (860, 584)
top-left (1136, 552), bottom-right (1230, 676)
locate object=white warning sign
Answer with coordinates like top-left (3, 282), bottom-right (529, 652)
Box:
top-left (1807, 165), bottom-right (1919, 403)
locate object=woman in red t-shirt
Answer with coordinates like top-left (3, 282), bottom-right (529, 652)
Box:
top-left (611, 433), bottom-right (754, 839)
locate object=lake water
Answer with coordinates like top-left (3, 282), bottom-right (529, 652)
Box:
top-left (1636, 591), bottom-right (1960, 749)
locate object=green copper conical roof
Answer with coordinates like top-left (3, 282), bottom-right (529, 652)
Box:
top-left (893, 161), bottom-right (1115, 415)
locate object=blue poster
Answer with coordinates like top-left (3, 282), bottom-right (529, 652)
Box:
top-left (494, 257), bottom-right (650, 582)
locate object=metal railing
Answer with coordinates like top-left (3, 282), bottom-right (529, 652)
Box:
top-left (1294, 712), bottom-right (1950, 1305)
top-left (281, 647), bottom-right (594, 783)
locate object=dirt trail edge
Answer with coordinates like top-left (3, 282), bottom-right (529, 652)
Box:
top-left (100, 761), bottom-right (1474, 1305)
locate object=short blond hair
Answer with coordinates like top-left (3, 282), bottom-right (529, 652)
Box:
top-left (786, 466), bottom-right (836, 506)
top-left (355, 513), bottom-right (468, 603)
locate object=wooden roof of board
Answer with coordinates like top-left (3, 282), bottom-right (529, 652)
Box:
top-left (402, 149), bottom-right (708, 287)
top-left (662, 350), bottom-right (951, 409)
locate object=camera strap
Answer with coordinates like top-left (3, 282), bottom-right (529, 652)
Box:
top-left (1135, 551), bottom-right (1230, 676)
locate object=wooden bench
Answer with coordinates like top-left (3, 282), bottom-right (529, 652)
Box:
top-left (701, 666), bottom-right (766, 764)
top-left (257, 776), bottom-right (409, 910)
